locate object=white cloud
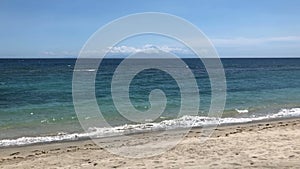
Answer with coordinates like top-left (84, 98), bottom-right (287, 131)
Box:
top-left (75, 45), bottom-right (193, 58)
top-left (106, 44), bottom-right (190, 55)
top-left (212, 36), bottom-right (300, 47)
top-left (41, 36), bottom-right (300, 58)
top-left (42, 51), bottom-right (56, 56)
top-left (41, 50), bottom-right (77, 57)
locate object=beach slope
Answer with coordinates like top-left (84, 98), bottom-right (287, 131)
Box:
top-left (0, 118), bottom-right (299, 169)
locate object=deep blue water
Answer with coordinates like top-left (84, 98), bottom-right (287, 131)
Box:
top-left (0, 58), bottom-right (300, 141)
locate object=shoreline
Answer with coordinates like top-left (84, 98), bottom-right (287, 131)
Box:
top-left (0, 117), bottom-right (299, 168)
top-left (0, 115), bottom-right (299, 149)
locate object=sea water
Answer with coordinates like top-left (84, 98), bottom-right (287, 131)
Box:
top-left (0, 58), bottom-right (299, 146)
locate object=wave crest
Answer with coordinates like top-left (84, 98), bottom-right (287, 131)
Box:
top-left (0, 108), bottom-right (299, 147)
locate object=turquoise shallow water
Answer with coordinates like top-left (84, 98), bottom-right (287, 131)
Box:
top-left (0, 58), bottom-right (300, 145)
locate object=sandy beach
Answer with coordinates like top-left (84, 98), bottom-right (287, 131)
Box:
top-left (0, 118), bottom-right (299, 168)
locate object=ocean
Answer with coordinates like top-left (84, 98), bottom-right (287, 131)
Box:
top-left (0, 58), bottom-right (300, 147)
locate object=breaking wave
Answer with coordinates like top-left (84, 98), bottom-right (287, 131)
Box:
top-left (0, 108), bottom-right (299, 147)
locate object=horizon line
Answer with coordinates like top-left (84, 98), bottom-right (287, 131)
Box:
top-left (1, 56), bottom-right (300, 59)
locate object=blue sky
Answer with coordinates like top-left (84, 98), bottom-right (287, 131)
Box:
top-left (0, 0), bottom-right (300, 58)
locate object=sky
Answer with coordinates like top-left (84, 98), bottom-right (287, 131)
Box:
top-left (0, 0), bottom-right (300, 58)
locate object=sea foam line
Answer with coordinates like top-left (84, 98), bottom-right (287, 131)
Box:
top-left (0, 108), bottom-right (299, 147)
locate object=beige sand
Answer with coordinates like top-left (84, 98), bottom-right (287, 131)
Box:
top-left (0, 118), bottom-right (300, 169)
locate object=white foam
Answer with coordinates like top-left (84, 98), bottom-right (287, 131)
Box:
top-left (235, 109), bottom-right (249, 114)
top-left (73, 69), bottom-right (96, 72)
top-left (0, 108), bottom-right (299, 147)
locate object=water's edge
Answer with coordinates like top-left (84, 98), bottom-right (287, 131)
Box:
top-left (0, 108), bottom-right (299, 148)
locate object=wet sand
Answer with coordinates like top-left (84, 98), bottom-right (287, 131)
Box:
top-left (0, 118), bottom-right (300, 168)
